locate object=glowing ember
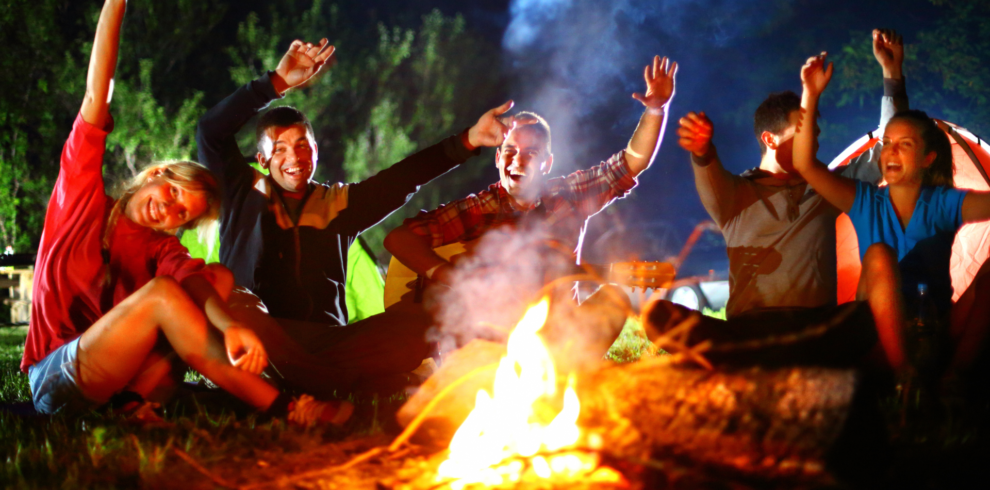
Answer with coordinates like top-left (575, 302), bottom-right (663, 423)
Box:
top-left (436, 298), bottom-right (604, 489)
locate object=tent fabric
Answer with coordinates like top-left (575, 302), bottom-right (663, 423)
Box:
top-left (180, 226), bottom-right (386, 323)
top-left (829, 121), bottom-right (990, 305)
top-left (345, 236), bottom-right (386, 323)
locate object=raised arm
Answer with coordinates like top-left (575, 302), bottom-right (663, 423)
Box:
top-left (840, 29), bottom-right (908, 183)
top-left (677, 112), bottom-right (742, 227)
top-left (793, 53), bottom-right (857, 213)
top-left (336, 101), bottom-right (529, 234)
top-left (196, 39), bottom-right (334, 181)
top-left (874, 29), bottom-right (907, 124)
top-left (626, 56), bottom-right (677, 177)
top-left (80, 0), bottom-right (127, 128)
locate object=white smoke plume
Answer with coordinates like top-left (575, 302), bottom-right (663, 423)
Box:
top-left (425, 223), bottom-right (630, 372)
top-left (501, 0), bottom-right (794, 173)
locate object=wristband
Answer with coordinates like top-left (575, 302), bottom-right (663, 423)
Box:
top-left (424, 263), bottom-right (443, 280)
top-left (646, 105), bottom-right (665, 117)
top-left (460, 130), bottom-right (477, 151)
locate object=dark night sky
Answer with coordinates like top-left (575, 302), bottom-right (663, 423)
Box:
top-left (228, 0), bottom-right (948, 261)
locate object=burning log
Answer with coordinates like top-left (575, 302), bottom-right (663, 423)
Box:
top-left (576, 358), bottom-right (856, 482)
top-left (399, 350), bottom-right (857, 484)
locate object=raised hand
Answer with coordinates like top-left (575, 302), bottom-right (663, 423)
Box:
top-left (872, 28), bottom-right (904, 79)
top-left (677, 112), bottom-right (714, 157)
top-left (632, 55), bottom-right (677, 111)
top-left (272, 38), bottom-right (336, 94)
top-left (224, 325), bottom-right (269, 375)
top-left (801, 52), bottom-right (833, 98)
top-left (466, 100), bottom-right (537, 148)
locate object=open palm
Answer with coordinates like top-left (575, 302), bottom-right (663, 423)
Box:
top-left (275, 38), bottom-right (335, 90)
top-left (633, 56), bottom-right (677, 110)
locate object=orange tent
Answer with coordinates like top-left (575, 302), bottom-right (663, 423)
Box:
top-left (829, 121), bottom-right (990, 304)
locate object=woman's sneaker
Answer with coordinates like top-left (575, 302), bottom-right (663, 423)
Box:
top-left (287, 394), bottom-right (354, 428)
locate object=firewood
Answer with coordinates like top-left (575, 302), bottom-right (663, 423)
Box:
top-left (576, 357), bottom-right (856, 482)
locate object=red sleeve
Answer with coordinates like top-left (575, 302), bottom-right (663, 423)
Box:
top-left (47, 114), bottom-right (113, 234)
top-left (155, 235), bottom-right (210, 283)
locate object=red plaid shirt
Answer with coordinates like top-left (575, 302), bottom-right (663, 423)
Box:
top-left (405, 151), bottom-right (637, 255)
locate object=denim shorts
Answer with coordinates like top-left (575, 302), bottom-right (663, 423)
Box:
top-left (28, 338), bottom-right (103, 414)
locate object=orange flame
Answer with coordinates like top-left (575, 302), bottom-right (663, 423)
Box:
top-left (436, 298), bottom-right (600, 488)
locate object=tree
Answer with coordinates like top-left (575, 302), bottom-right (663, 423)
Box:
top-left (0, 0), bottom-right (226, 253)
top-left (829, 0), bottom-right (990, 140)
top-left (0, 0), bottom-right (87, 252)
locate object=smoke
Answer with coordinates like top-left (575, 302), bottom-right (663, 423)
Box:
top-left (426, 224), bottom-right (629, 371)
top-left (426, 225), bottom-right (566, 351)
top-left (501, 0), bottom-right (794, 173)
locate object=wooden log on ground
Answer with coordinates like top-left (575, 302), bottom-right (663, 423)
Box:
top-left (576, 357), bottom-right (856, 482)
top-left (399, 346), bottom-right (857, 483)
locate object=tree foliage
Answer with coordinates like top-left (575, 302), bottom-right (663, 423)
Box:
top-left (830, 0), bottom-right (990, 139)
top-left (1, 0), bottom-right (501, 259)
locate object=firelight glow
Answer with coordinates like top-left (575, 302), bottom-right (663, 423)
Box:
top-left (435, 297), bottom-right (598, 488)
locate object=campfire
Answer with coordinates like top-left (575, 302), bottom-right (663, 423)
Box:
top-left (435, 297), bottom-right (624, 489)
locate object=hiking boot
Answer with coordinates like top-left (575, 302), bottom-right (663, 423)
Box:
top-left (287, 394), bottom-right (354, 428)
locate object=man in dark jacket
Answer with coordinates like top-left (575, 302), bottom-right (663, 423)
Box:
top-left (197, 38), bottom-right (524, 394)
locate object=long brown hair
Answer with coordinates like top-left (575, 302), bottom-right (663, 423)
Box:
top-left (887, 110), bottom-right (954, 188)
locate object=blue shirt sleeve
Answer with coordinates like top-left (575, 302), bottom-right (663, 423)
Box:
top-left (927, 186), bottom-right (967, 232)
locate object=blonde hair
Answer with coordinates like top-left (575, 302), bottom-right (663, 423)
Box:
top-left (103, 161), bottom-right (221, 272)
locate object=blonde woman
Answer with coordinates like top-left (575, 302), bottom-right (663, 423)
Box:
top-left (22, 0), bottom-right (350, 426)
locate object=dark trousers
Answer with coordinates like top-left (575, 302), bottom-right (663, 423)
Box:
top-left (228, 289), bottom-right (432, 396)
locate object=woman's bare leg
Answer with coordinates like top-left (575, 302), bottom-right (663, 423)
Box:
top-left (76, 277), bottom-right (278, 409)
top-left (122, 341), bottom-right (184, 403)
top-left (857, 243), bottom-right (906, 370)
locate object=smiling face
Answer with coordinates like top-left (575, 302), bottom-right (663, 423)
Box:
top-left (124, 174), bottom-right (209, 232)
top-left (880, 119), bottom-right (935, 186)
top-left (257, 124), bottom-right (318, 193)
top-left (496, 126), bottom-right (553, 205)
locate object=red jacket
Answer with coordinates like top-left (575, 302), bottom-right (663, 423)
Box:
top-left (22, 114), bottom-right (207, 372)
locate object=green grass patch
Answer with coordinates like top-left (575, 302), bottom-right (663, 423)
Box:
top-left (605, 318), bottom-right (661, 363)
top-left (605, 307), bottom-right (727, 363)
top-left (702, 307), bottom-right (726, 320)
top-left (0, 326), bottom-right (30, 402)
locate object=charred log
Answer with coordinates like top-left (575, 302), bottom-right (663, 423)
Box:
top-left (399, 343), bottom-right (858, 484)
top-left (577, 357), bottom-right (856, 482)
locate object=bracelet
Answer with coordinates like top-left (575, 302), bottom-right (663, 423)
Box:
top-left (646, 105), bottom-right (665, 117)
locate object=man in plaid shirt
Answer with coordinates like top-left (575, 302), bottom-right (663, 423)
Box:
top-left (386, 55), bottom-right (677, 284)
top-left (384, 55), bottom-right (677, 363)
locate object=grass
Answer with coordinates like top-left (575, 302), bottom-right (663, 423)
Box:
top-left (4, 304), bottom-right (985, 488)
top-left (605, 307), bottom-right (727, 362)
top-left (0, 326), bottom-right (30, 402)
top-left (0, 325), bottom-right (408, 489)
top-left (0, 308), bottom-right (678, 488)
